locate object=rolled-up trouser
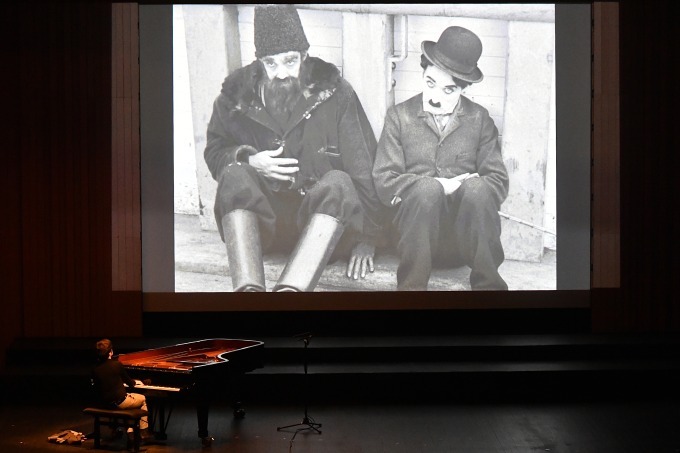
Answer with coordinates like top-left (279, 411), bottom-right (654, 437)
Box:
top-left (117, 393), bottom-right (149, 430)
top-left (214, 165), bottom-right (362, 253)
top-left (393, 176), bottom-right (507, 291)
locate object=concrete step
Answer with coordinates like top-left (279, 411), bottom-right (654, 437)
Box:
top-left (174, 213), bottom-right (557, 292)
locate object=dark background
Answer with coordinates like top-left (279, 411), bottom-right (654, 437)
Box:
top-left (1, 0), bottom-right (678, 368)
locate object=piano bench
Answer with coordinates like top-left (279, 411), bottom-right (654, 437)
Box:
top-left (83, 407), bottom-right (148, 452)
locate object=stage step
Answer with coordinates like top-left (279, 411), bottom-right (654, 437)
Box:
top-left (3, 334), bottom-right (680, 403)
top-left (6, 334), bottom-right (680, 367)
top-left (6, 334), bottom-right (680, 365)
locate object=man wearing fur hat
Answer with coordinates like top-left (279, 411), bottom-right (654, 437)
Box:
top-left (205, 4), bottom-right (383, 292)
top-left (373, 26), bottom-right (509, 291)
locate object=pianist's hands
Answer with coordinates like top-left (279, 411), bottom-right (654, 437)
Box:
top-left (143, 379), bottom-right (152, 386)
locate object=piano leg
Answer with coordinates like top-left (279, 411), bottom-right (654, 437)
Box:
top-left (196, 400), bottom-right (215, 447)
top-left (153, 401), bottom-right (169, 440)
top-left (193, 374), bottom-right (245, 446)
top-left (196, 400), bottom-right (209, 439)
top-left (194, 378), bottom-right (214, 446)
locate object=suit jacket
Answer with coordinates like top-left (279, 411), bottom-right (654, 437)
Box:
top-left (372, 93), bottom-right (509, 207)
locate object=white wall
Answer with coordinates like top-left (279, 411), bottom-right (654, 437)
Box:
top-left (173, 6), bottom-right (199, 216)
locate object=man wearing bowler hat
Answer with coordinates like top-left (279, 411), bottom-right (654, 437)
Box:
top-left (373, 26), bottom-right (509, 291)
top-left (205, 5), bottom-right (384, 292)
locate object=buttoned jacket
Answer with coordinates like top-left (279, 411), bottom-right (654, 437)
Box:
top-left (205, 57), bottom-right (384, 240)
top-left (373, 94), bottom-right (509, 207)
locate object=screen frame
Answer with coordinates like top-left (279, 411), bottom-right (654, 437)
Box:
top-left (138, 3), bottom-right (592, 312)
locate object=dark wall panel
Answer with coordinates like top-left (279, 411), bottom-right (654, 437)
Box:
top-left (591, 2), bottom-right (620, 290)
top-left (1, 2), bottom-right (142, 364)
top-left (592, 0), bottom-right (679, 332)
top-left (0, 3), bottom-right (24, 366)
top-left (112, 3), bottom-right (142, 292)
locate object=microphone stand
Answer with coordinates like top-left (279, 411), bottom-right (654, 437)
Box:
top-left (277, 333), bottom-right (322, 441)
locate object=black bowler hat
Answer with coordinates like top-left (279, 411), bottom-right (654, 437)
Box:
top-left (421, 26), bottom-right (484, 83)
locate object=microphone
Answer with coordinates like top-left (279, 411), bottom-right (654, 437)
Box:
top-left (293, 332), bottom-right (313, 342)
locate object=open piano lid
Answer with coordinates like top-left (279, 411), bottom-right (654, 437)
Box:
top-left (117, 338), bottom-right (264, 375)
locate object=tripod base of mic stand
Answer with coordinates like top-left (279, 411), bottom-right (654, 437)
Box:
top-left (277, 417), bottom-right (322, 437)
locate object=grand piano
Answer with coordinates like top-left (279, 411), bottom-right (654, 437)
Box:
top-left (116, 338), bottom-right (264, 444)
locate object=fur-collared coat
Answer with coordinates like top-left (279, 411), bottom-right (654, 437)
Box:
top-left (373, 93), bottom-right (509, 208)
top-left (205, 57), bottom-right (384, 240)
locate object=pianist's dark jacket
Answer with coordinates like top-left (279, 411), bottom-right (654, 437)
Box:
top-left (91, 358), bottom-right (138, 407)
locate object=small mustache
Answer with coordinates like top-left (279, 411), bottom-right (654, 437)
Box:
top-left (428, 100), bottom-right (441, 108)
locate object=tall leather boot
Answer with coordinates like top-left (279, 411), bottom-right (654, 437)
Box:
top-left (221, 209), bottom-right (266, 292)
top-left (274, 213), bottom-right (344, 292)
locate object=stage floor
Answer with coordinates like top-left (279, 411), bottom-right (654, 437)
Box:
top-left (3, 397), bottom-right (679, 452)
top-left (3, 334), bottom-right (680, 452)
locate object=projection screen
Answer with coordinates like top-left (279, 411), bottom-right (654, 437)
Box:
top-left (139, 3), bottom-right (591, 310)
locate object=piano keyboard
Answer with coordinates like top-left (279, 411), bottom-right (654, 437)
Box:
top-left (138, 384), bottom-right (181, 392)
top-left (125, 383), bottom-right (181, 392)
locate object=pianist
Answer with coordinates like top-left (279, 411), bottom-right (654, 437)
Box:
top-left (91, 339), bottom-right (153, 443)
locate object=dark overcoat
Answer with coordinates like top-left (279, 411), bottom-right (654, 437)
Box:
top-left (205, 57), bottom-right (383, 240)
top-left (372, 93), bottom-right (509, 208)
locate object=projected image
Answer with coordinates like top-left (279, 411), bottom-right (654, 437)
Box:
top-left (174, 4), bottom-right (557, 292)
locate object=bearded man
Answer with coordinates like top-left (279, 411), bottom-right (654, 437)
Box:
top-left (373, 26), bottom-right (510, 291)
top-left (205, 5), bottom-right (383, 292)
